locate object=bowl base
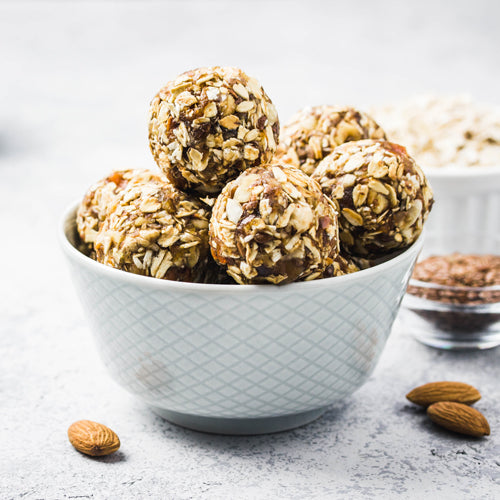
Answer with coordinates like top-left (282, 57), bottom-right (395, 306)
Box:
top-left (150, 406), bottom-right (328, 435)
top-left (400, 306), bottom-right (500, 350)
top-left (410, 329), bottom-right (500, 350)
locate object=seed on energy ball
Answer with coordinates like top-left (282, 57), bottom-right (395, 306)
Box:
top-left (209, 163), bottom-right (340, 284)
top-left (276, 105), bottom-right (386, 176)
top-left (148, 66), bottom-right (279, 196)
top-left (311, 140), bottom-right (433, 257)
top-left (76, 169), bottom-right (164, 248)
top-left (94, 176), bottom-right (210, 282)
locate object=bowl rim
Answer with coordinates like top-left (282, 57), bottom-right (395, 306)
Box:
top-left (423, 164), bottom-right (500, 178)
top-left (408, 277), bottom-right (500, 293)
top-left (60, 200), bottom-right (424, 293)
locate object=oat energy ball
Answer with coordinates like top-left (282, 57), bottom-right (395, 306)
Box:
top-left (276, 106), bottom-right (386, 176)
top-left (149, 67), bottom-right (280, 195)
top-left (209, 163), bottom-right (339, 284)
top-left (312, 140), bottom-right (433, 257)
top-left (76, 169), bottom-right (163, 247)
top-left (94, 177), bottom-right (210, 282)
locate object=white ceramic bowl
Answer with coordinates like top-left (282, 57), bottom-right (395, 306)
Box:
top-left (61, 202), bottom-right (422, 434)
top-left (424, 165), bottom-right (500, 254)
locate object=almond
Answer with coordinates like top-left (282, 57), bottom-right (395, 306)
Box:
top-left (427, 402), bottom-right (490, 437)
top-left (406, 381), bottom-right (481, 407)
top-left (68, 420), bottom-right (120, 456)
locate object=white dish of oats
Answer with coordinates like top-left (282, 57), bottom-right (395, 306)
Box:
top-left (372, 94), bottom-right (500, 255)
top-left (373, 94), bottom-right (500, 169)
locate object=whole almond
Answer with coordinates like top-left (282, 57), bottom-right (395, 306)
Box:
top-left (406, 381), bottom-right (481, 407)
top-left (427, 402), bottom-right (490, 437)
top-left (68, 420), bottom-right (120, 456)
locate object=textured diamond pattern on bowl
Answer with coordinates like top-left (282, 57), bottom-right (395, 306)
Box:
top-left (69, 261), bottom-right (405, 418)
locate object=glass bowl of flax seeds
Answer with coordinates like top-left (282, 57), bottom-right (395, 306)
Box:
top-left (400, 233), bottom-right (500, 350)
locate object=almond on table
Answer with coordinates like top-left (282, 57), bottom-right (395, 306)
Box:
top-left (427, 402), bottom-right (490, 438)
top-left (406, 381), bottom-right (481, 407)
top-left (68, 420), bottom-right (120, 457)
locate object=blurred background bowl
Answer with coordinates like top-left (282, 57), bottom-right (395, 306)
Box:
top-left (61, 202), bottom-right (423, 435)
top-left (401, 280), bottom-right (500, 350)
top-left (401, 232), bottom-right (500, 350)
top-left (423, 165), bottom-right (500, 255)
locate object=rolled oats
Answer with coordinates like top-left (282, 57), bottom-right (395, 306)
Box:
top-left (209, 163), bottom-right (341, 284)
top-left (312, 140), bottom-right (433, 257)
top-left (148, 67), bottom-right (279, 196)
top-left (276, 106), bottom-right (386, 176)
top-left (373, 95), bottom-right (500, 168)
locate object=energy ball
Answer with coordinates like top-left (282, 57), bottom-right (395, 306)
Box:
top-left (76, 169), bottom-right (162, 247)
top-left (94, 177), bottom-right (210, 282)
top-left (148, 66), bottom-right (280, 196)
top-left (276, 106), bottom-right (386, 176)
top-left (209, 163), bottom-right (339, 284)
top-left (312, 140), bottom-right (433, 257)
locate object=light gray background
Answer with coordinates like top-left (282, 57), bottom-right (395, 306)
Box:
top-left (1, 1), bottom-right (500, 498)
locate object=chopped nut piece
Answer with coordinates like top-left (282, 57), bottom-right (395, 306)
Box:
top-left (149, 66), bottom-right (279, 195)
top-left (312, 140), bottom-right (433, 257)
top-left (276, 105), bottom-right (386, 176)
top-left (225, 198), bottom-right (243, 224)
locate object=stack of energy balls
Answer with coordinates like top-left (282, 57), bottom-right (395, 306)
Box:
top-left (76, 66), bottom-right (434, 285)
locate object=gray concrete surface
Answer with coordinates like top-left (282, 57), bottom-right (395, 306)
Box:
top-left (1, 1), bottom-right (500, 498)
